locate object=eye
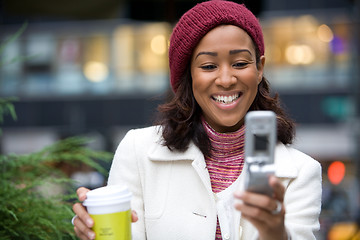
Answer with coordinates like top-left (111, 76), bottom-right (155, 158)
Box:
top-left (200, 64), bottom-right (217, 70)
top-left (233, 62), bottom-right (249, 68)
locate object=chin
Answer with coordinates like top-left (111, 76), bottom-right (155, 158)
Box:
top-left (218, 120), bottom-right (243, 132)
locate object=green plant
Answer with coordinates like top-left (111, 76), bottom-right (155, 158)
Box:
top-left (0, 100), bottom-right (113, 239)
top-left (0, 97), bottom-right (17, 136)
top-left (0, 22), bottom-right (113, 239)
top-left (0, 22), bottom-right (34, 67)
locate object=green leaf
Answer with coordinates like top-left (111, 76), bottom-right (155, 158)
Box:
top-left (0, 97), bottom-right (18, 124)
top-left (0, 95), bottom-right (113, 239)
top-left (0, 22), bottom-right (28, 55)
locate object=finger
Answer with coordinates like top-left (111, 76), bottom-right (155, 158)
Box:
top-left (131, 210), bottom-right (139, 223)
top-left (235, 200), bottom-right (269, 223)
top-left (237, 200), bottom-right (284, 228)
top-left (73, 202), bottom-right (94, 228)
top-left (234, 191), bottom-right (285, 218)
top-left (73, 216), bottom-right (95, 239)
top-left (77, 187), bottom-right (91, 202)
top-left (240, 197), bottom-right (270, 218)
top-left (235, 191), bottom-right (275, 213)
top-left (269, 176), bottom-right (285, 202)
top-left (74, 226), bottom-right (92, 240)
top-left (240, 203), bottom-right (287, 240)
top-left (242, 212), bottom-right (286, 239)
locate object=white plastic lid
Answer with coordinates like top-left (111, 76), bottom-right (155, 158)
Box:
top-left (83, 185), bottom-right (132, 207)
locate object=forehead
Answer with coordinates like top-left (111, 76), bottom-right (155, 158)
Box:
top-left (193, 25), bottom-right (255, 53)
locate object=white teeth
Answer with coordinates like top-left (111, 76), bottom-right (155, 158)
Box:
top-left (213, 94), bottom-right (240, 104)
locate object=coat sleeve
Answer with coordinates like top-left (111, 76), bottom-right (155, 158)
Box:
top-left (107, 129), bottom-right (146, 240)
top-left (284, 149), bottom-right (322, 240)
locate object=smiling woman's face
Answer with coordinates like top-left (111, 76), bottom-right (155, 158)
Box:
top-left (190, 25), bottom-right (265, 133)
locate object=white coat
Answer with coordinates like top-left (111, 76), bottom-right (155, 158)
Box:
top-left (108, 126), bottom-right (322, 240)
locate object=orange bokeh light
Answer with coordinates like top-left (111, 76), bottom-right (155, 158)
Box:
top-left (328, 161), bottom-right (345, 185)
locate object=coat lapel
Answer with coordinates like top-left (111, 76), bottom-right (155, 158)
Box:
top-left (147, 141), bottom-right (214, 197)
top-left (274, 143), bottom-right (298, 179)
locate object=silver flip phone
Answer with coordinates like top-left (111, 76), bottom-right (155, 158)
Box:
top-left (244, 111), bottom-right (276, 196)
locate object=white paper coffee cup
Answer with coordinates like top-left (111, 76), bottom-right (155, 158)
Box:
top-left (83, 185), bottom-right (132, 240)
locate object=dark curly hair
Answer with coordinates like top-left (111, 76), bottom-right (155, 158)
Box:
top-left (156, 47), bottom-right (295, 157)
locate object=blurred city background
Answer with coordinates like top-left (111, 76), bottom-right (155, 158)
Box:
top-left (0, 0), bottom-right (359, 239)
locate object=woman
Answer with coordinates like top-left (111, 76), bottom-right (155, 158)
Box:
top-left (72, 1), bottom-right (322, 239)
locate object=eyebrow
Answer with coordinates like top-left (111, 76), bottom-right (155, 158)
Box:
top-left (195, 51), bottom-right (217, 59)
top-left (229, 49), bottom-right (252, 55)
top-left (195, 49), bottom-right (252, 59)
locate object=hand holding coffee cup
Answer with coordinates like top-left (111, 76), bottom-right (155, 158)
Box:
top-left (73, 186), bottom-right (137, 240)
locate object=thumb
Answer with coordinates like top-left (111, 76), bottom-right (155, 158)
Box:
top-left (131, 210), bottom-right (138, 223)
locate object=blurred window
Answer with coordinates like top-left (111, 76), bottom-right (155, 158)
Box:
top-left (0, 21), bottom-right (171, 97)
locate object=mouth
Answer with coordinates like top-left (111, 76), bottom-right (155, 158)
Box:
top-left (211, 93), bottom-right (241, 104)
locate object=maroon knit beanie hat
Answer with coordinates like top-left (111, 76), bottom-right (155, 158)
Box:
top-left (169, 0), bottom-right (264, 92)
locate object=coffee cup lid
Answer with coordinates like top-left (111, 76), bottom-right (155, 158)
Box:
top-left (83, 185), bottom-right (132, 207)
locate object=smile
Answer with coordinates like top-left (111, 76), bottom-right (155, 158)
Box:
top-left (212, 93), bottom-right (241, 104)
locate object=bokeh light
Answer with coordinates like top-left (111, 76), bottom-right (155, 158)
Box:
top-left (83, 61), bottom-right (109, 82)
top-left (328, 161), bottom-right (346, 185)
top-left (285, 44), bottom-right (315, 65)
top-left (150, 34), bottom-right (167, 55)
top-left (317, 24), bottom-right (334, 43)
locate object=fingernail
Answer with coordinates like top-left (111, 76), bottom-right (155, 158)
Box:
top-left (234, 191), bottom-right (243, 198)
top-left (130, 210), bottom-right (138, 222)
top-left (88, 231), bottom-right (95, 239)
top-left (87, 218), bottom-right (94, 227)
top-left (79, 193), bottom-right (87, 201)
top-left (233, 198), bottom-right (243, 207)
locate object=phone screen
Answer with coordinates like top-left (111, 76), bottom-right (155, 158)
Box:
top-left (254, 134), bottom-right (269, 153)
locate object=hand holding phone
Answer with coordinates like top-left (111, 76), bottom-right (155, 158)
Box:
top-left (244, 111), bottom-right (277, 196)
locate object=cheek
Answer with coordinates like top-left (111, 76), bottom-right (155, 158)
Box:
top-left (192, 73), bottom-right (208, 97)
top-left (192, 80), bottom-right (211, 114)
top-left (248, 82), bottom-right (259, 99)
top-left (244, 70), bottom-right (261, 89)
top-left (192, 85), bottom-right (206, 108)
top-left (250, 79), bottom-right (260, 91)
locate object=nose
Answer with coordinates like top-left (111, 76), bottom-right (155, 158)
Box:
top-left (215, 66), bottom-right (237, 88)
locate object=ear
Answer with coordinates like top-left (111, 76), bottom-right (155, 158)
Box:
top-left (257, 56), bottom-right (265, 84)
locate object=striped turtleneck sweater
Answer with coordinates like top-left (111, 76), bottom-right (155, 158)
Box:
top-left (202, 119), bottom-right (245, 240)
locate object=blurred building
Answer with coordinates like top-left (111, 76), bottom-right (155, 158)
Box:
top-left (0, 0), bottom-right (359, 239)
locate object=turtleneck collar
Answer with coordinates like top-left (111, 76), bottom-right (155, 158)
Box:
top-left (201, 117), bottom-right (245, 160)
top-left (201, 117), bottom-right (246, 194)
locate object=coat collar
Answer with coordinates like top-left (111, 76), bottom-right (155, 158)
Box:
top-left (148, 140), bottom-right (298, 179)
top-left (148, 140), bottom-right (204, 162)
top-left (148, 139), bottom-right (212, 195)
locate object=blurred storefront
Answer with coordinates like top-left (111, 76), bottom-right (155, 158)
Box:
top-left (0, 20), bottom-right (171, 155)
top-left (0, 20), bottom-right (171, 96)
